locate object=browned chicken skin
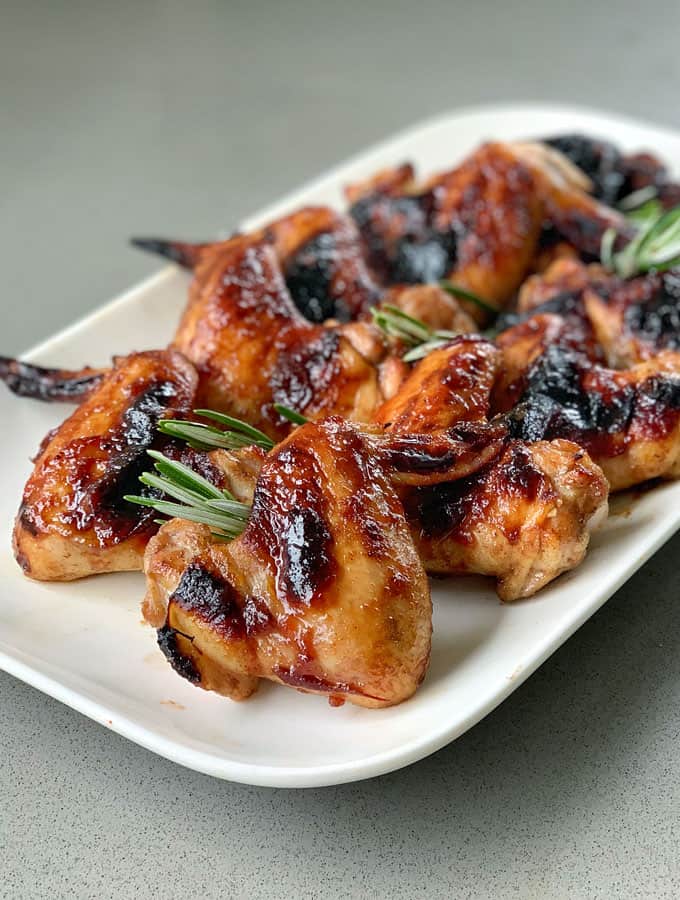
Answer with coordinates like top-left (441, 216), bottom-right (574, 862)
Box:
top-left (517, 257), bottom-right (680, 368)
top-left (14, 350), bottom-right (199, 581)
top-left (404, 438), bottom-right (608, 601)
top-left (496, 313), bottom-right (680, 491)
top-left (372, 339), bottom-right (609, 600)
top-left (171, 234), bottom-right (401, 438)
top-left (142, 417), bottom-right (434, 707)
top-left (189, 340), bottom-right (608, 602)
top-left (133, 205), bottom-right (381, 323)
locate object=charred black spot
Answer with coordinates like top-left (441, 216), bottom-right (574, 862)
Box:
top-left (94, 381), bottom-right (185, 525)
top-left (506, 345), bottom-right (634, 442)
top-left (96, 445), bottom-right (160, 517)
top-left (390, 231), bottom-right (457, 284)
top-left (543, 134), bottom-right (625, 205)
top-left (18, 502), bottom-right (40, 537)
top-left (157, 625), bottom-right (201, 683)
top-left (625, 271), bottom-right (680, 350)
top-left (640, 374), bottom-right (680, 409)
top-left (270, 329), bottom-right (340, 412)
top-left (279, 506), bottom-right (334, 606)
top-left (246, 441), bottom-right (338, 607)
top-left (121, 381), bottom-right (179, 445)
top-left (171, 563), bottom-right (247, 639)
top-left (405, 478), bottom-right (482, 542)
top-left (349, 191), bottom-right (457, 284)
top-left (284, 232), bottom-right (348, 323)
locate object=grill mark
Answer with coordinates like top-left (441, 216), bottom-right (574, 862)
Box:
top-left (244, 442), bottom-right (337, 609)
top-left (406, 443), bottom-right (548, 544)
top-left (269, 329), bottom-right (341, 413)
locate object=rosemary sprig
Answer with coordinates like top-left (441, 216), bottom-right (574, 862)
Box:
top-left (157, 405), bottom-right (308, 452)
top-left (371, 305), bottom-right (432, 345)
top-left (124, 450), bottom-right (250, 540)
top-left (439, 280), bottom-right (498, 316)
top-left (370, 304), bottom-right (461, 362)
top-left (158, 419), bottom-right (273, 451)
top-left (274, 403), bottom-right (309, 426)
top-left (601, 202), bottom-right (680, 278)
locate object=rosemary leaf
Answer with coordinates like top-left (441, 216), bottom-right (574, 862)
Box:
top-left (439, 281), bottom-right (498, 315)
top-left (274, 404), bottom-right (309, 426)
top-left (146, 450), bottom-right (225, 500)
top-left (158, 419), bottom-right (259, 451)
top-left (193, 409), bottom-right (274, 448)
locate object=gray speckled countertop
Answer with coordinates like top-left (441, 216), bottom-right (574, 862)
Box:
top-left (2, 2), bottom-right (680, 897)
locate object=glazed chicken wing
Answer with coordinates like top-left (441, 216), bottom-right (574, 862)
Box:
top-left (142, 417), bottom-right (433, 707)
top-left (348, 142), bottom-right (545, 313)
top-left (171, 234), bottom-right (401, 439)
top-left (514, 257), bottom-right (680, 368)
top-left (371, 339), bottom-right (609, 600)
top-left (133, 205), bottom-right (381, 323)
top-left (14, 350), bottom-right (199, 581)
top-left (501, 328), bottom-right (680, 491)
top-left (404, 438), bottom-right (608, 601)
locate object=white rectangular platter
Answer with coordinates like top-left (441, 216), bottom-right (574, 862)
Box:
top-left (2, 103), bottom-right (680, 787)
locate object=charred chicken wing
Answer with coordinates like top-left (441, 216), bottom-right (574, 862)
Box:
top-left (142, 417), bottom-right (432, 707)
top-left (14, 350), bottom-right (198, 580)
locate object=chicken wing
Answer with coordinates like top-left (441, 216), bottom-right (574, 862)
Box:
top-left (14, 350), bottom-right (199, 581)
top-left (514, 257), bottom-right (680, 368)
top-left (372, 339), bottom-right (609, 600)
top-left (171, 233), bottom-right (400, 438)
top-left (142, 417), bottom-right (432, 707)
top-left (348, 143), bottom-right (545, 312)
top-left (504, 335), bottom-right (680, 491)
top-left (404, 438), bottom-right (608, 601)
top-left (133, 205), bottom-right (381, 322)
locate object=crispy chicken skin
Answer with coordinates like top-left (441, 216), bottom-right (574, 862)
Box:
top-left (374, 336), bottom-right (501, 432)
top-left (498, 318), bottom-right (680, 491)
top-left (346, 142), bottom-right (628, 315)
top-left (516, 258), bottom-right (680, 368)
top-left (187, 341), bottom-right (607, 601)
top-left (404, 439), bottom-right (608, 601)
top-left (373, 339), bottom-right (609, 600)
top-left (171, 235), bottom-right (396, 438)
top-left (133, 205), bottom-right (380, 323)
top-left (348, 143), bottom-right (544, 313)
top-left (143, 418), bottom-right (433, 707)
top-left (14, 350), bottom-right (198, 581)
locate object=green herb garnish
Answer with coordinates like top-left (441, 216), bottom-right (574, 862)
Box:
top-left (601, 202), bottom-right (680, 278)
top-left (370, 304), bottom-right (461, 362)
top-left (438, 281), bottom-right (498, 316)
top-left (124, 450), bottom-right (251, 540)
top-left (273, 404), bottom-right (309, 426)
